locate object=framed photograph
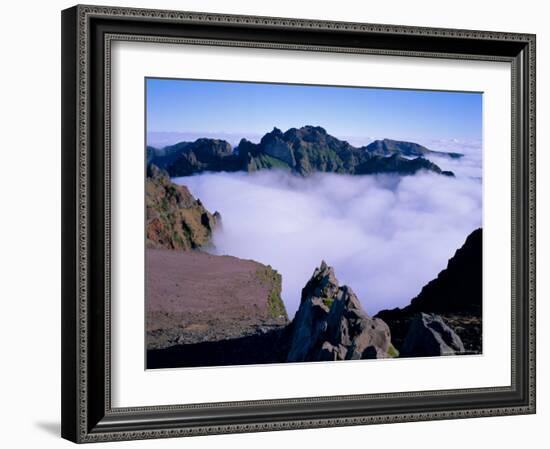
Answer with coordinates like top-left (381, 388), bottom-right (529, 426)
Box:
top-left (61, 4), bottom-right (536, 443)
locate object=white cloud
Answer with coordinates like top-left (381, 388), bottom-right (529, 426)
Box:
top-left (174, 154), bottom-right (482, 318)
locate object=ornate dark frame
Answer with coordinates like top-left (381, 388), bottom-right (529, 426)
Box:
top-left (61, 4), bottom-right (536, 443)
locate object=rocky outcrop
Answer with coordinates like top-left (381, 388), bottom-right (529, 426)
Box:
top-left (148, 126), bottom-right (455, 178)
top-left (255, 265), bottom-right (288, 320)
top-left (407, 228), bottom-right (482, 315)
top-left (147, 143), bottom-right (190, 170)
top-left (378, 228), bottom-right (482, 319)
top-left (400, 313), bottom-right (465, 357)
top-left (146, 164), bottom-right (220, 250)
top-left (166, 138), bottom-right (240, 176)
top-left (376, 228), bottom-right (482, 354)
top-left (258, 127), bottom-right (297, 166)
top-left (354, 153), bottom-right (452, 176)
top-left (287, 261), bottom-right (396, 362)
top-left (365, 138), bottom-right (463, 159)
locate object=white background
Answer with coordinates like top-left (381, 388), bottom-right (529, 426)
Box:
top-left (112, 42), bottom-right (511, 407)
top-left (0, 0), bottom-right (546, 448)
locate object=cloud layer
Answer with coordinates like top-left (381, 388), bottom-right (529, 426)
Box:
top-left (175, 156), bottom-right (481, 318)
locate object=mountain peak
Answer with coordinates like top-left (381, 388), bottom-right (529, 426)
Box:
top-left (300, 260), bottom-right (339, 303)
top-left (149, 126), bottom-right (456, 177)
top-left (288, 260), bottom-right (394, 362)
top-left (376, 227), bottom-right (482, 319)
top-left (272, 125), bottom-right (326, 140)
top-left (301, 125), bottom-right (327, 134)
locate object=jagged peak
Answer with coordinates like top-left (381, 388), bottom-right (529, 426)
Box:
top-left (192, 137), bottom-right (231, 146)
top-left (303, 262), bottom-right (359, 312)
top-left (288, 260), bottom-right (392, 362)
top-left (260, 126), bottom-right (285, 144)
top-left (301, 125), bottom-right (327, 133)
top-left (285, 125), bottom-right (328, 137)
top-left (311, 260), bottom-right (336, 283)
top-left (259, 125), bottom-right (329, 141)
top-left (238, 137), bottom-right (252, 145)
top-left (301, 260), bottom-right (339, 303)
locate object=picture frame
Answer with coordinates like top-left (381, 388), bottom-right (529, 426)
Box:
top-left (61, 4), bottom-right (536, 443)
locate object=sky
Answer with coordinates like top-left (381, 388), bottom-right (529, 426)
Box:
top-left (146, 78), bottom-right (482, 147)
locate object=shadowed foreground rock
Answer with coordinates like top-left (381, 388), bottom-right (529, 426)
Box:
top-left (400, 313), bottom-right (465, 358)
top-left (287, 261), bottom-right (396, 362)
top-left (147, 326), bottom-right (293, 369)
top-left (376, 228), bottom-right (482, 354)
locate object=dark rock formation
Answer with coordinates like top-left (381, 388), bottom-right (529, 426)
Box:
top-left (148, 126), bottom-right (456, 178)
top-left (365, 138), bottom-right (463, 159)
top-left (378, 228), bottom-right (482, 319)
top-left (147, 325), bottom-right (293, 369)
top-left (400, 313), bottom-right (465, 357)
top-left (408, 228), bottom-right (482, 315)
top-left (145, 164), bottom-right (220, 250)
top-left (376, 228), bottom-right (482, 354)
top-left (257, 127), bottom-right (297, 166)
top-left (166, 138), bottom-right (240, 176)
top-left (146, 143), bottom-right (190, 170)
top-left (355, 153), bottom-right (453, 176)
top-left (287, 261), bottom-right (396, 362)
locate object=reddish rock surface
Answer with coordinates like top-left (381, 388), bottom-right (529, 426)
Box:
top-left (146, 249), bottom-right (288, 350)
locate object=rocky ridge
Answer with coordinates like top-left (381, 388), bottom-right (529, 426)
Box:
top-left (366, 138), bottom-right (463, 159)
top-left (376, 228), bottom-right (482, 354)
top-left (146, 164), bottom-right (221, 250)
top-left (400, 313), bottom-right (465, 357)
top-left (148, 126), bottom-right (458, 178)
top-left (287, 261), bottom-right (396, 362)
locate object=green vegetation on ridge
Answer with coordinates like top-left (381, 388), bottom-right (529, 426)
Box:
top-left (148, 126), bottom-right (457, 178)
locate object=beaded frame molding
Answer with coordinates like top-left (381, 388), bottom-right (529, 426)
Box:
top-left (61, 4), bottom-right (536, 443)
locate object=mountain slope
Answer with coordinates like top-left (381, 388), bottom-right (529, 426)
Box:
top-left (146, 164), bottom-right (220, 250)
top-left (379, 228), bottom-right (482, 317)
top-left (376, 228), bottom-right (482, 352)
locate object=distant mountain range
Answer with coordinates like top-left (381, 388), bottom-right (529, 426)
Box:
top-left (147, 126), bottom-right (462, 177)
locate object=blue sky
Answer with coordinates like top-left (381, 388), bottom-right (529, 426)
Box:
top-left (146, 78), bottom-right (482, 146)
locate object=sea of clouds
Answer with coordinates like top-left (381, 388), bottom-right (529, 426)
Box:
top-left (174, 145), bottom-right (482, 318)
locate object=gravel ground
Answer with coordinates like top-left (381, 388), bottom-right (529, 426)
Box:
top-left (146, 248), bottom-right (289, 350)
